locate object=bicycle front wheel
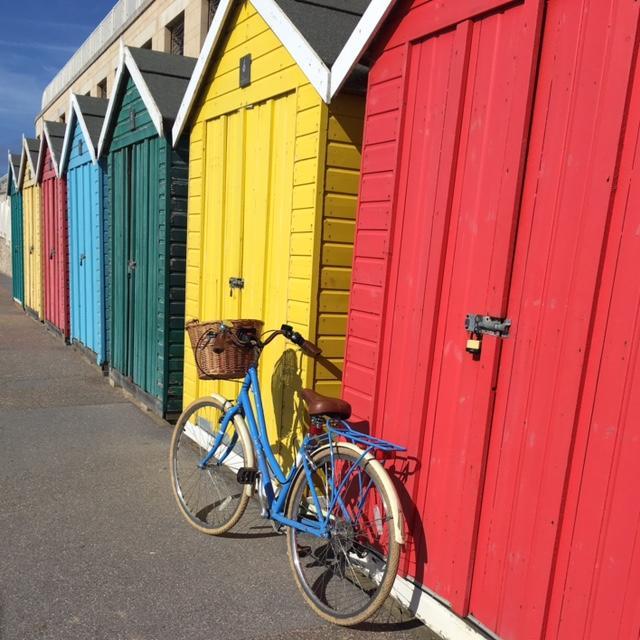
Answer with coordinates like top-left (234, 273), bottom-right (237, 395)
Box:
top-left (170, 396), bottom-right (253, 535)
top-left (286, 444), bottom-right (401, 626)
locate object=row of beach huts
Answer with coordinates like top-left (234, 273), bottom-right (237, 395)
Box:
top-left (6, 1), bottom-right (640, 639)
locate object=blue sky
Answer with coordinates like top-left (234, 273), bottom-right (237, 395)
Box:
top-left (1, 0), bottom-right (115, 170)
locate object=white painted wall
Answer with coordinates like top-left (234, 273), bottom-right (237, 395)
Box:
top-left (0, 177), bottom-right (11, 276)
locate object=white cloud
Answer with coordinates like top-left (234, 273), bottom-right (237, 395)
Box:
top-left (0, 40), bottom-right (76, 54)
top-left (0, 67), bottom-right (43, 115)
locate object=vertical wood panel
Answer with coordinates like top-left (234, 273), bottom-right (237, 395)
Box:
top-left (469, 1), bottom-right (640, 638)
top-left (41, 143), bottom-right (69, 338)
top-left (9, 179), bottom-right (24, 305)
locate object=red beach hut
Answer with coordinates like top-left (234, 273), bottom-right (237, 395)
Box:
top-left (341, 1), bottom-right (640, 639)
top-left (37, 121), bottom-right (69, 339)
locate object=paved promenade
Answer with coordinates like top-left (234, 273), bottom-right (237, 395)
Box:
top-left (0, 275), bottom-right (434, 640)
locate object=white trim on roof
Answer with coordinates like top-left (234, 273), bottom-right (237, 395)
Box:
top-left (60, 94), bottom-right (101, 174)
top-left (36, 123), bottom-right (64, 182)
top-left (330, 0), bottom-right (397, 98)
top-left (18, 135), bottom-right (38, 190)
top-left (171, 0), bottom-right (235, 145)
top-left (252, 0), bottom-right (329, 98)
top-left (97, 43), bottom-right (164, 158)
top-left (7, 152), bottom-right (19, 191)
top-left (35, 135), bottom-right (46, 183)
top-left (172, 0), bottom-right (332, 146)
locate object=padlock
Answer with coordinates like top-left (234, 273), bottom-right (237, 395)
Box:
top-left (466, 338), bottom-right (481, 354)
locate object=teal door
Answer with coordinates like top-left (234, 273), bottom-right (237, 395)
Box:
top-left (10, 190), bottom-right (24, 305)
top-left (111, 138), bottom-right (161, 398)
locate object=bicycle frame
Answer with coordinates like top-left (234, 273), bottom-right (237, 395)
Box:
top-left (196, 362), bottom-right (406, 539)
top-left (198, 366), bottom-right (331, 538)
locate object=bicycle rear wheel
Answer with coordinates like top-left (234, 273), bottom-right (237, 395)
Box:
top-left (286, 444), bottom-right (401, 626)
top-left (170, 396), bottom-right (253, 535)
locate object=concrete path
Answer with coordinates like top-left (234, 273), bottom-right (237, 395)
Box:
top-left (0, 276), bottom-right (435, 640)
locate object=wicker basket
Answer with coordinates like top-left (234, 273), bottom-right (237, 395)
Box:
top-left (185, 319), bottom-right (264, 380)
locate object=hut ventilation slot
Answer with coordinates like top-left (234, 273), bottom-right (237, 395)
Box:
top-left (129, 108), bottom-right (136, 131)
top-left (240, 54), bottom-right (252, 88)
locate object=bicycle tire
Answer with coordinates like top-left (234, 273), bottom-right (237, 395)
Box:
top-left (285, 443), bottom-right (401, 626)
top-left (170, 396), bottom-right (253, 535)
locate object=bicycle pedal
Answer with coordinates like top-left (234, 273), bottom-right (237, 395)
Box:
top-left (236, 467), bottom-right (258, 485)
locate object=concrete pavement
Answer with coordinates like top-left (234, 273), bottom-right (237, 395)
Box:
top-left (0, 275), bottom-right (435, 640)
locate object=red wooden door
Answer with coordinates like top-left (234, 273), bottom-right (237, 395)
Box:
top-left (468, 1), bottom-right (640, 638)
top-left (42, 146), bottom-right (69, 338)
top-left (372, 0), bottom-right (543, 615)
top-left (43, 171), bottom-right (58, 327)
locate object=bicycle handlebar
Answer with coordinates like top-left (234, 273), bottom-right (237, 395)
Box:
top-left (278, 324), bottom-right (323, 358)
top-left (213, 323), bottom-right (322, 358)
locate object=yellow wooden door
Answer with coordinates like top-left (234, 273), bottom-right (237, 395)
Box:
top-left (23, 183), bottom-right (43, 318)
top-left (23, 185), bottom-right (33, 311)
top-left (198, 93), bottom-right (300, 465)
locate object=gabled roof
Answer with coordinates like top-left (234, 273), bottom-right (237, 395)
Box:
top-left (36, 121), bottom-right (67, 181)
top-left (97, 45), bottom-right (197, 158)
top-left (59, 94), bottom-right (109, 173)
top-left (273, 0), bottom-right (370, 67)
top-left (18, 136), bottom-right (40, 189)
top-left (7, 151), bottom-right (20, 191)
top-left (172, 0), bottom-right (397, 144)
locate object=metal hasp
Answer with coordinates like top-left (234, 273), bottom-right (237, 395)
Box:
top-left (465, 314), bottom-right (512, 338)
top-left (229, 277), bottom-right (244, 293)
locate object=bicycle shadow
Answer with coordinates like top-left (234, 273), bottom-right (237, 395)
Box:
top-left (221, 498), bottom-right (281, 540)
top-left (270, 348), bottom-right (306, 472)
top-left (345, 421), bottom-right (431, 633)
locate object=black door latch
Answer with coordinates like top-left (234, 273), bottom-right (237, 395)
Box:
top-left (465, 314), bottom-right (512, 338)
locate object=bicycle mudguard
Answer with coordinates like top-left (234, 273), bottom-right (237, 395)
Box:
top-left (296, 442), bottom-right (405, 544)
top-left (209, 393), bottom-right (256, 498)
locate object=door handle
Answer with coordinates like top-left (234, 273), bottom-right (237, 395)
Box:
top-left (49, 248), bottom-right (56, 259)
top-left (80, 253), bottom-right (86, 266)
top-left (128, 259), bottom-right (137, 272)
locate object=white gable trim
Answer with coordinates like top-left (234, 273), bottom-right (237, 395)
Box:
top-left (172, 0), bottom-right (331, 146)
top-left (171, 0), bottom-right (235, 145)
top-left (329, 0), bottom-right (397, 98)
top-left (18, 135), bottom-right (38, 190)
top-left (97, 43), bottom-right (164, 158)
top-left (35, 135), bottom-right (46, 183)
top-left (60, 94), bottom-right (100, 174)
top-left (36, 122), bottom-right (64, 181)
top-left (7, 152), bottom-right (19, 191)
top-left (251, 0), bottom-right (329, 99)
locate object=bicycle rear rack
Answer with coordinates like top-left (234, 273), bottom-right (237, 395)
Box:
top-left (309, 419), bottom-right (406, 454)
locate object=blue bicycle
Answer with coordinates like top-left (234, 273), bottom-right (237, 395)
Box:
top-left (170, 323), bottom-right (405, 625)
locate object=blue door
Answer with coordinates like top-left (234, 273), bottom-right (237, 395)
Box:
top-left (67, 122), bottom-right (106, 365)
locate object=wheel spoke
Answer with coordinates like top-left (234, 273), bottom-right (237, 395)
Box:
top-left (287, 448), bottom-right (399, 623)
top-left (170, 400), bottom-right (250, 534)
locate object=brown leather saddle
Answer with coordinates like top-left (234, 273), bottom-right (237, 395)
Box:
top-left (301, 388), bottom-right (351, 420)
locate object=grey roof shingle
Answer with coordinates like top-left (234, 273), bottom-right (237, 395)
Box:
top-left (273, 0), bottom-right (371, 66)
top-left (43, 121), bottom-right (66, 168)
top-left (24, 138), bottom-right (39, 172)
top-left (74, 95), bottom-right (109, 149)
top-left (127, 48), bottom-right (197, 126)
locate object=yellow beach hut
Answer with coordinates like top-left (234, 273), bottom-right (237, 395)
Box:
top-left (19, 136), bottom-right (44, 320)
top-left (173, 0), bottom-right (384, 458)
